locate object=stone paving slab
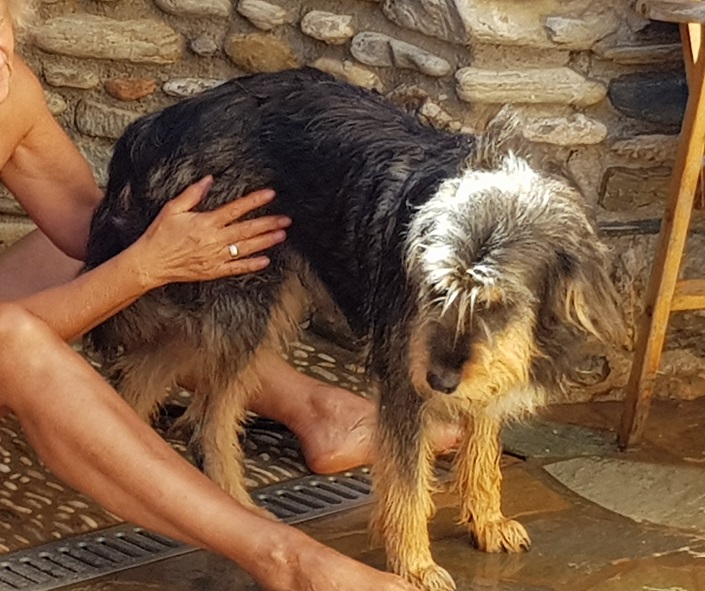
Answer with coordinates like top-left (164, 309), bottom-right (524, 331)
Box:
top-left (589, 559), bottom-right (705, 591)
top-left (544, 457), bottom-right (705, 531)
top-left (502, 418), bottom-right (618, 459)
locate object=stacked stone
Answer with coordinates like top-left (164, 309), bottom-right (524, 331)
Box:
top-left (2, 0), bottom-right (703, 402)
top-left (11, 0), bottom-right (684, 209)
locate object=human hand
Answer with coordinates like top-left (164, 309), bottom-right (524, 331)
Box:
top-left (130, 175), bottom-right (290, 289)
top-left (250, 529), bottom-right (421, 591)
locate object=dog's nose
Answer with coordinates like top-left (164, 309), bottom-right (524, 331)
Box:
top-left (426, 371), bottom-right (460, 394)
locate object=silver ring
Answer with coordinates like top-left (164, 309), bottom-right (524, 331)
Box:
top-left (228, 243), bottom-right (240, 259)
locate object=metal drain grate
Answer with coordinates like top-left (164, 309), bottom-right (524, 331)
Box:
top-left (0, 467), bottom-right (375, 591)
top-left (255, 467), bottom-right (373, 524)
top-left (0, 525), bottom-right (186, 591)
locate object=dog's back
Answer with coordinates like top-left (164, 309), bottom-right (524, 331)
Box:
top-left (86, 68), bottom-right (473, 359)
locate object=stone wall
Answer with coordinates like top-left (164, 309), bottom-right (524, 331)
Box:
top-left (3, 0), bottom-right (705, 403)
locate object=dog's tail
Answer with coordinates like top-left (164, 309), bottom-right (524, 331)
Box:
top-left (466, 105), bottom-right (524, 171)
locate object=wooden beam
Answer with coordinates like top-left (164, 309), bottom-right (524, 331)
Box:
top-left (637, 0), bottom-right (705, 24)
top-left (682, 22), bottom-right (702, 84)
top-left (671, 278), bottom-right (705, 310)
top-left (618, 27), bottom-right (705, 449)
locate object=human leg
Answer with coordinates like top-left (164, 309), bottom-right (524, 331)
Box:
top-left (0, 303), bottom-right (417, 591)
top-left (0, 229), bottom-right (83, 300)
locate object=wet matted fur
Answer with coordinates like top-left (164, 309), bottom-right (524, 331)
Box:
top-left (85, 68), bottom-right (623, 591)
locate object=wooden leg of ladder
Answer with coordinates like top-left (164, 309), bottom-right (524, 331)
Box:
top-left (682, 22), bottom-right (700, 85)
top-left (618, 27), bottom-right (705, 449)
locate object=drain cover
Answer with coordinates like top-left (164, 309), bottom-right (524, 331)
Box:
top-left (255, 467), bottom-right (373, 524)
top-left (0, 525), bottom-right (184, 591)
top-left (0, 467), bottom-right (375, 591)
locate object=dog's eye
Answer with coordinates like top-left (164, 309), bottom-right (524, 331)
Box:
top-left (470, 302), bottom-right (518, 334)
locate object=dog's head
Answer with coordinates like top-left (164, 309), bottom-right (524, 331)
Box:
top-left (404, 150), bottom-right (624, 418)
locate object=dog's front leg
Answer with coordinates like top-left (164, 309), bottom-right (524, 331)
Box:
top-left (454, 413), bottom-right (530, 553)
top-left (371, 393), bottom-right (456, 591)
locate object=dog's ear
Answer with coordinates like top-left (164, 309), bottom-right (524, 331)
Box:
top-left (544, 230), bottom-right (626, 348)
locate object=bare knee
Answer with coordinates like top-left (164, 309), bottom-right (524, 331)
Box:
top-left (0, 303), bottom-right (49, 352)
top-left (0, 303), bottom-right (62, 409)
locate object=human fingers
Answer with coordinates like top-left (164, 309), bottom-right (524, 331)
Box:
top-left (213, 189), bottom-right (277, 225)
top-left (225, 229), bottom-right (287, 262)
top-left (165, 175), bottom-right (214, 214)
top-left (224, 255), bottom-right (272, 277)
top-left (226, 214), bottom-right (291, 242)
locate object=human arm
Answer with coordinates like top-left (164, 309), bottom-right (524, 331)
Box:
top-left (0, 56), bottom-right (99, 298)
top-left (0, 57), bottom-right (103, 261)
top-left (16, 177), bottom-right (290, 342)
top-left (0, 58), bottom-right (284, 309)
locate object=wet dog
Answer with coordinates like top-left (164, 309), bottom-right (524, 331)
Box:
top-left (85, 68), bottom-right (622, 591)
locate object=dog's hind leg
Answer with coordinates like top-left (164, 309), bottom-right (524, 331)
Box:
top-left (371, 389), bottom-right (456, 591)
top-left (453, 413), bottom-right (530, 553)
top-left (189, 269), bottom-right (308, 518)
top-left (107, 346), bottom-right (182, 423)
top-left (192, 364), bottom-right (265, 515)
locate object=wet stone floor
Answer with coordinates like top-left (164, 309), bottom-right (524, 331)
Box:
top-left (2, 331), bottom-right (705, 590)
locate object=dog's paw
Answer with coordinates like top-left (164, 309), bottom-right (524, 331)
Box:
top-left (471, 518), bottom-right (530, 553)
top-left (406, 563), bottom-right (456, 591)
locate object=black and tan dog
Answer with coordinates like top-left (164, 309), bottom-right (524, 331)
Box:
top-left (85, 68), bottom-right (622, 591)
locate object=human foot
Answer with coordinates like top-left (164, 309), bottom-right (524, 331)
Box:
top-left (254, 351), bottom-right (461, 474)
top-left (252, 352), bottom-right (375, 473)
top-left (289, 383), bottom-right (463, 473)
top-left (289, 381), bottom-right (377, 474)
top-left (289, 382), bottom-right (461, 474)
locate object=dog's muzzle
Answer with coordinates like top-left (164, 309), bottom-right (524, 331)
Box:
top-left (426, 370), bottom-right (461, 395)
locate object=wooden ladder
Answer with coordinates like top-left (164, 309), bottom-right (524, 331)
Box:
top-left (619, 0), bottom-right (705, 448)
